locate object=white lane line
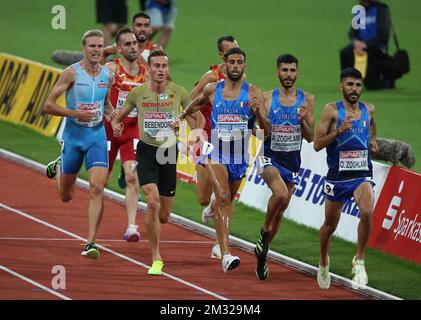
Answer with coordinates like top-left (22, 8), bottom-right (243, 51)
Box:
top-left (0, 237), bottom-right (214, 244)
top-left (0, 265), bottom-right (71, 300)
top-left (0, 202), bottom-right (228, 300)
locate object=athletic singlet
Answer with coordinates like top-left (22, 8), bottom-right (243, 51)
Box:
top-left (264, 88), bottom-right (304, 173)
top-left (326, 101), bottom-right (373, 181)
top-left (209, 80), bottom-right (251, 164)
top-left (200, 65), bottom-right (225, 140)
top-left (124, 81), bottom-right (190, 147)
top-left (139, 41), bottom-right (155, 65)
top-left (108, 58), bottom-right (147, 127)
top-left (63, 62), bottom-right (109, 143)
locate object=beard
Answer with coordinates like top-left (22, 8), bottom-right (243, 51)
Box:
top-left (227, 69), bottom-right (244, 81)
top-left (344, 91), bottom-right (361, 104)
top-left (279, 76), bottom-right (296, 89)
top-left (135, 33), bottom-right (148, 43)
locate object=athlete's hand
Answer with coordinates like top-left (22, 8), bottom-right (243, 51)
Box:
top-left (249, 93), bottom-right (262, 114)
top-left (370, 138), bottom-right (379, 153)
top-left (171, 119), bottom-right (181, 133)
top-left (75, 110), bottom-right (94, 122)
top-left (298, 105), bottom-right (307, 123)
top-left (337, 115), bottom-right (353, 134)
top-left (111, 121), bottom-right (124, 137)
top-left (104, 110), bottom-right (118, 122)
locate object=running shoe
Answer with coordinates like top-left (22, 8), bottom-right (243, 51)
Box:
top-left (81, 243), bottom-right (100, 260)
top-left (351, 256), bottom-right (368, 288)
top-left (254, 228), bottom-right (270, 280)
top-left (201, 193), bottom-right (215, 224)
top-left (222, 254), bottom-right (240, 272)
top-left (123, 225), bottom-right (141, 242)
top-left (211, 243), bottom-right (222, 259)
top-left (46, 156), bottom-right (61, 179)
top-left (317, 255), bottom-right (331, 289)
top-left (148, 260), bottom-right (164, 275)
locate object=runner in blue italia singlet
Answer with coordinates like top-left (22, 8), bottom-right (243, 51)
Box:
top-left (324, 100), bottom-right (374, 202)
top-left (314, 67), bottom-right (378, 290)
top-left (261, 88), bottom-right (305, 184)
top-left (61, 62), bottom-right (110, 174)
top-left (208, 80), bottom-right (251, 181)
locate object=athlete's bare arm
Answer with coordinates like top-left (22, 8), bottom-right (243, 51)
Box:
top-left (300, 92), bottom-right (315, 143)
top-left (181, 82), bottom-right (217, 119)
top-left (44, 67), bottom-right (93, 122)
top-left (365, 102), bottom-right (378, 152)
top-left (190, 71), bottom-right (217, 100)
top-left (249, 84), bottom-right (270, 138)
top-left (313, 103), bottom-right (340, 152)
top-left (101, 44), bottom-right (118, 64)
top-left (104, 71), bottom-right (116, 121)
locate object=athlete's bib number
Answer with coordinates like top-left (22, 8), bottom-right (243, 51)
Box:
top-left (217, 114), bottom-right (248, 141)
top-left (257, 156), bottom-right (272, 168)
top-left (144, 111), bottom-right (175, 139)
top-left (339, 150), bottom-right (369, 171)
top-left (270, 124), bottom-right (301, 152)
top-left (324, 181), bottom-right (335, 196)
top-left (75, 101), bottom-right (102, 127)
top-left (117, 90), bottom-right (137, 118)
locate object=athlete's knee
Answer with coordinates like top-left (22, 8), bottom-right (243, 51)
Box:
top-left (125, 172), bottom-right (138, 187)
top-left (147, 197), bottom-right (161, 214)
top-left (89, 183), bottom-right (105, 198)
top-left (159, 209), bottom-right (171, 224)
top-left (321, 220), bottom-right (338, 235)
top-left (273, 191), bottom-right (289, 209)
top-left (359, 207), bottom-right (373, 224)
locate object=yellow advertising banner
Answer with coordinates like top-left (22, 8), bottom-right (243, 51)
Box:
top-left (0, 53), bottom-right (65, 137)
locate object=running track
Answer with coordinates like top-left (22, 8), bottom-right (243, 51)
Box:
top-left (0, 157), bottom-right (371, 300)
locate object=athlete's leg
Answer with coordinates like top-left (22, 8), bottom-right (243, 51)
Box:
top-left (319, 199), bottom-right (344, 267)
top-left (194, 163), bottom-right (213, 206)
top-left (353, 182), bottom-right (375, 260)
top-left (86, 166), bottom-right (108, 243)
top-left (206, 163), bottom-right (232, 256)
top-left (142, 183), bottom-right (162, 261)
top-left (122, 160), bottom-right (139, 226)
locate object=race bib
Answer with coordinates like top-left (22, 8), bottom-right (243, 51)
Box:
top-left (270, 124), bottom-right (301, 152)
top-left (116, 90), bottom-right (137, 118)
top-left (257, 156), bottom-right (272, 168)
top-left (339, 150), bottom-right (369, 171)
top-left (75, 101), bottom-right (102, 127)
top-left (324, 181), bottom-right (335, 196)
top-left (217, 114), bottom-right (248, 141)
top-left (144, 111), bottom-right (175, 139)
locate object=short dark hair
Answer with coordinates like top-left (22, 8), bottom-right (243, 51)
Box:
top-left (148, 50), bottom-right (168, 64)
top-left (115, 28), bottom-right (134, 45)
top-left (223, 47), bottom-right (246, 61)
top-left (340, 67), bottom-right (363, 82)
top-left (217, 35), bottom-right (236, 52)
top-left (132, 12), bottom-right (151, 24)
top-left (277, 54), bottom-right (299, 68)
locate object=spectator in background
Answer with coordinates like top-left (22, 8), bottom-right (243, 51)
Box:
top-left (96, 0), bottom-right (128, 47)
top-left (146, 0), bottom-right (177, 49)
top-left (340, 0), bottom-right (393, 90)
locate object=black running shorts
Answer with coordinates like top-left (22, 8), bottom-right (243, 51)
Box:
top-left (136, 140), bottom-right (178, 197)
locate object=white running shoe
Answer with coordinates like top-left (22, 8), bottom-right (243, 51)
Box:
top-left (317, 255), bottom-right (331, 289)
top-left (222, 254), bottom-right (240, 272)
top-left (123, 224), bottom-right (141, 242)
top-left (201, 193), bottom-right (215, 224)
top-left (351, 256), bottom-right (368, 289)
top-left (211, 243), bottom-right (222, 259)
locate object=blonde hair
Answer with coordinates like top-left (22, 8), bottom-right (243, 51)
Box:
top-left (82, 29), bottom-right (104, 46)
